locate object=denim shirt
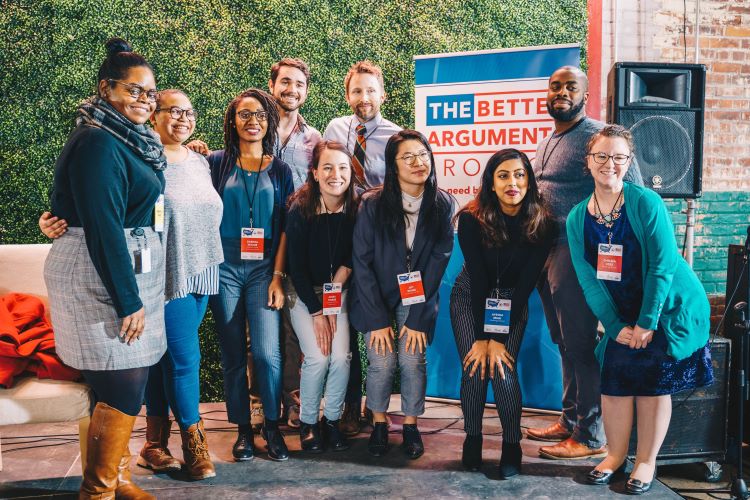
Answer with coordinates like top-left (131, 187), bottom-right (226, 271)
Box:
top-left (274, 116), bottom-right (322, 190)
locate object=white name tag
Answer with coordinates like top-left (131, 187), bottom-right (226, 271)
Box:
top-left (484, 298), bottom-right (511, 334)
top-left (134, 247), bottom-right (151, 274)
top-left (154, 194), bottom-right (165, 233)
top-left (597, 243), bottom-right (623, 281)
top-left (397, 271), bottom-right (426, 306)
top-left (240, 227), bottom-right (264, 260)
top-left (322, 282), bottom-right (342, 315)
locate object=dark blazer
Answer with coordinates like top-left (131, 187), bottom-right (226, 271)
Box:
top-left (350, 189), bottom-right (454, 340)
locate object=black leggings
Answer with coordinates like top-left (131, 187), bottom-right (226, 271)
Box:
top-left (450, 271), bottom-right (528, 443)
top-left (82, 367), bottom-right (150, 416)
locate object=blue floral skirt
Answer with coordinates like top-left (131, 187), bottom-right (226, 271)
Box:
top-left (600, 330), bottom-right (713, 396)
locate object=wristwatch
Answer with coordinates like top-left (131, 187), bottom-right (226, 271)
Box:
top-left (273, 270), bottom-right (287, 279)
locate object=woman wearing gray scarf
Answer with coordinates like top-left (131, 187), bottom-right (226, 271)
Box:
top-left (44, 38), bottom-right (165, 500)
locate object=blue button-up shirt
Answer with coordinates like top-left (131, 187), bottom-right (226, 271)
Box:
top-left (274, 116), bottom-right (322, 190)
top-left (323, 113), bottom-right (402, 189)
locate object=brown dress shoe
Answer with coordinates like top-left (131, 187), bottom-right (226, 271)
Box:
top-left (181, 419), bottom-right (217, 480)
top-left (538, 437), bottom-right (608, 460)
top-left (116, 448), bottom-right (156, 500)
top-left (525, 422), bottom-right (572, 442)
top-left (136, 416), bottom-right (181, 472)
top-left (340, 402), bottom-right (361, 436)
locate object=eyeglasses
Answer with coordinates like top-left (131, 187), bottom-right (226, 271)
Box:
top-left (397, 151), bottom-right (431, 166)
top-left (156, 106), bottom-right (198, 121)
top-left (108, 79), bottom-right (158, 102)
top-left (588, 152), bottom-right (631, 165)
top-left (236, 110), bottom-right (268, 122)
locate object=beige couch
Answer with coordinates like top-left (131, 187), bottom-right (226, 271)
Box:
top-left (0, 244), bottom-right (92, 472)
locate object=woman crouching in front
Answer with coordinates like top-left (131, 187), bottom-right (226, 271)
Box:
top-left (450, 148), bottom-right (555, 478)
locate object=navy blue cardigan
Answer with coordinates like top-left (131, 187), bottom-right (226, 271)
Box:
top-left (350, 189), bottom-right (454, 340)
top-left (208, 150), bottom-right (294, 259)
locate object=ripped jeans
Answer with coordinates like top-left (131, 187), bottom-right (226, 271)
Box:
top-left (287, 286), bottom-right (351, 424)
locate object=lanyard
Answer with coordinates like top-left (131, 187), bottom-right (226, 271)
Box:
top-left (239, 156), bottom-right (263, 228)
top-left (275, 120), bottom-right (300, 158)
top-left (537, 117), bottom-right (586, 182)
top-left (322, 201), bottom-right (344, 282)
top-left (492, 245), bottom-right (518, 296)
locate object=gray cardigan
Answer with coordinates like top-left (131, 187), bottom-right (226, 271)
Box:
top-left (163, 150), bottom-right (224, 300)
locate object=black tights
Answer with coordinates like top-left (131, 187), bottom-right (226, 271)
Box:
top-left (81, 367), bottom-right (150, 416)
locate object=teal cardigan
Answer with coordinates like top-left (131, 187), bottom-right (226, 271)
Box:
top-left (566, 182), bottom-right (709, 368)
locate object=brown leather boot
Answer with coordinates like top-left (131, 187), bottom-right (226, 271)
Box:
top-left (116, 447), bottom-right (156, 500)
top-left (180, 419), bottom-right (217, 480)
top-left (137, 416), bottom-right (181, 472)
top-left (78, 403), bottom-right (138, 499)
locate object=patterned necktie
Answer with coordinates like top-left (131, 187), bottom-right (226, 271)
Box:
top-left (352, 124), bottom-right (367, 187)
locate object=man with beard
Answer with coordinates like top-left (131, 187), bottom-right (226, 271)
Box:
top-left (323, 60), bottom-right (402, 435)
top-left (323, 60), bottom-right (402, 190)
top-left (270, 58), bottom-right (323, 189)
top-left (268, 58), bottom-right (322, 430)
top-left (527, 65), bottom-right (643, 459)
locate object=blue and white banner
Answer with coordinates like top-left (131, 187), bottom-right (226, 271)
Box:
top-left (415, 44), bottom-right (580, 207)
top-left (416, 45), bottom-right (580, 410)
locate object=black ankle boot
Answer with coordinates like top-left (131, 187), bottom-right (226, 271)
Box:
top-left (321, 416), bottom-right (350, 452)
top-left (368, 422), bottom-right (389, 456)
top-left (462, 434), bottom-right (483, 471)
top-left (299, 422), bottom-right (323, 453)
top-left (262, 419), bottom-right (289, 461)
top-left (232, 425), bottom-right (255, 461)
top-left (499, 441), bottom-right (522, 479)
top-left (401, 424), bottom-right (424, 460)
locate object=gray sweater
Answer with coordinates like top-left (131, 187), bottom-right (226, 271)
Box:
top-left (533, 117), bottom-right (643, 237)
top-left (163, 150), bottom-right (224, 300)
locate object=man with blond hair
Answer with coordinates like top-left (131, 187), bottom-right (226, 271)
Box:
top-left (323, 60), bottom-right (401, 190)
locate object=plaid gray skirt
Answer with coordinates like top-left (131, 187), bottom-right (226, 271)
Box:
top-left (44, 226), bottom-right (166, 370)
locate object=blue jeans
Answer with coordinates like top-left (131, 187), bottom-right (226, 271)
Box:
top-left (364, 304), bottom-right (427, 417)
top-left (145, 294), bottom-right (207, 429)
top-left (210, 249), bottom-right (281, 424)
top-left (287, 288), bottom-right (351, 425)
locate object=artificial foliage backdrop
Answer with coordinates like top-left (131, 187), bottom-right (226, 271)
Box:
top-left (1, 0), bottom-right (587, 401)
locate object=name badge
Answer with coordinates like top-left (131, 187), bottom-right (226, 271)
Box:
top-left (133, 248), bottom-right (152, 274)
top-left (597, 243), bottom-right (623, 281)
top-left (154, 194), bottom-right (165, 233)
top-left (240, 227), bottom-right (264, 260)
top-left (397, 271), bottom-right (426, 306)
top-left (322, 282), bottom-right (342, 316)
top-left (484, 298), bottom-right (511, 334)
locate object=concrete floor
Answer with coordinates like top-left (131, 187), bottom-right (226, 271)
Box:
top-left (0, 398), bottom-right (738, 499)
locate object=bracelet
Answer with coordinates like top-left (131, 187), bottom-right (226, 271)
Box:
top-left (272, 270), bottom-right (287, 279)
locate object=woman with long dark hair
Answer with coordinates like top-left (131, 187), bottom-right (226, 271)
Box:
top-left (286, 140), bottom-right (357, 452)
top-left (208, 88), bottom-right (294, 462)
top-left (43, 38), bottom-right (164, 499)
top-left (450, 149), bottom-right (555, 478)
top-left (350, 129), bottom-right (454, 459)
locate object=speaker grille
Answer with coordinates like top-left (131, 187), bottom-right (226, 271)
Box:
top-left (619, 109), bottom-right (696, 196)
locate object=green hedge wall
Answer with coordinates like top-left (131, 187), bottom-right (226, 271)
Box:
top-left (1, 0), bottom-right (587, 401)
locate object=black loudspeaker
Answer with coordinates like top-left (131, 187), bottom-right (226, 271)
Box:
top-left (607, 62), bottom-right (706, 198)
top-left (627, 337), bottom-right (730, 463)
